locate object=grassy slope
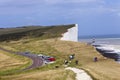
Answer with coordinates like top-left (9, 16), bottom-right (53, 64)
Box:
top-left (0, 24), bottom-right (120, 80)
top-left (0, 38), bottom-right (120, 80)
top-left (0, 39), bottom-right (76, 80)
top-left (0, 50), bottom-right (31, 76)
top-left (0, 24), bottom-right (76, 80)
top-left (45, 39), bottom-right (120, 80)
top-left (1, 69), bottom-right (75, 80)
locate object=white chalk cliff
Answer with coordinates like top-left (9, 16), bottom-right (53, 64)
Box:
top-left (61, 24), bottom-right (78, 42)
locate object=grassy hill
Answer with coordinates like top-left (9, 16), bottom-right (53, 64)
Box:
top-left (0, 24), bottom-right (74, 41)
top-left (0, 49), bottom-right (31, 76)
top-left (0, 24), bottom-right (120, 80)
top-left (0, 38), bottom-right (120, 80)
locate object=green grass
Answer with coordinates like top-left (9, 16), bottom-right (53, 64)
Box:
top-left (0, 50), bottom-right (32, 76)
top-left (0, 37), bottom-right (120, 80)
top-left (0, 39), bottom-right (66, 77)
top-left (0, 60), bottom-right (31, 76)
top-left (1, 69), bottom-right (75, 80)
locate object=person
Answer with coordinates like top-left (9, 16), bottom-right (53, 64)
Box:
top-left (72, 54), bottom-right (75, 59)
top-left (75, 60), bottom-right (78, 65)
top-left (69, 55), bottom-right (73, 60)
top-left (64, 60), bottom-right (68, 65)
top-left (93, 57), bottom-right (98, 62)
top-left (69, 54), bottom-right (75, 60)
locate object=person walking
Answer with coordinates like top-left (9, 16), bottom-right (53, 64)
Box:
top-left (64, 60), bottom-right (68, 65)
top-left (75, 60), bottom-right (78, 65)
top-left (93, 57), bottom-right (98, 62)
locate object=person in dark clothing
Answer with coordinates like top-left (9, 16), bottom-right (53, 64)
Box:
top-left (69, 55), bottom-right (73, 60)
top-left (69, 54), bottom-right (75, 60)
top-left (64, 60), bottom-right (68, 65)
top-left (72, 54), bottom-right (75, 59)
top-left (75, 60), bottom-right (78, 65)
top-left (93, 57), bottom-right (98, 62)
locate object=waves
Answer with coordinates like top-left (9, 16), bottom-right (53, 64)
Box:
top-left (79, 38), bottom-right (120, 63)
top-left (93, 44), bottom-right (120, 62)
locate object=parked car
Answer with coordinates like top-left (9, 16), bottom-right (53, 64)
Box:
top-left (25, 52), bottom-right (30, 54)
top-left (47, 57), bottom-right (55, 61)
top-left (38, 54), bottom-right (56, 62)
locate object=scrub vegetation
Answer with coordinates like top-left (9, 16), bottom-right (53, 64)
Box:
top-left (0, 24), bottom-right (74, 41)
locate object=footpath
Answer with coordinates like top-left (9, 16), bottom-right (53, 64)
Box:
top-left (66, 67), bottom-right (92, 80)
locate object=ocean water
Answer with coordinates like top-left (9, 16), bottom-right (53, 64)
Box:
top-left (79, 38), bottom-right (120, 45)
top-left (79, 38), bottom-right (120, 63)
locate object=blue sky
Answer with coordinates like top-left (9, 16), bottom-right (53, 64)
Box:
top-left (0, 0), bottom-right (120, 36)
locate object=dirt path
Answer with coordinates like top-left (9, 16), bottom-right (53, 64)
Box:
top-left (66, 67), bottom-right (92, 80)
top-left (0, 47), bottom-right (43, 71)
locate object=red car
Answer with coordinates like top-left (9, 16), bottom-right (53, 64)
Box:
top-left (48, 57), bottom-right (55, 61)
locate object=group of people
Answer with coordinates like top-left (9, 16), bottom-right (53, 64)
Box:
top-left (64, 54), bottom-right (98, 66)
top-left (64, 54), bottom-right (79, 65)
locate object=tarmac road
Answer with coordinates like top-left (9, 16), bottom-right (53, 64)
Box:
top-left (0, 47), bottom-right (43, 71)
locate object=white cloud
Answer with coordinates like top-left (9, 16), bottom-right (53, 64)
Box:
top-left (0, 0), bottom-right (119, 18)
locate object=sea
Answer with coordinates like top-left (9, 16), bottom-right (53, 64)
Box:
top-left (79, 37), bottom-right (120, 63)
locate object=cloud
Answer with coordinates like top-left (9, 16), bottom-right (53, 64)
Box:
top-left (0, 0), bottom-right (116, 18)
top-left (0, 0), bottom-right (119, 24)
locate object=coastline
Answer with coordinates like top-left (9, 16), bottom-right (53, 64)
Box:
top-left (92, 44), bottom-right (120, 62)
top-left (79, 38), bottom-right (120, 63)
top-left (1, 39), bottom-right (120, 80)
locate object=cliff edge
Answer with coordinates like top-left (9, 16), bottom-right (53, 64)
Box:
top-left (61, 24), bottom-right (78, 42)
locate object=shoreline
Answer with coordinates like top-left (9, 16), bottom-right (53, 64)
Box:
top-left (79, 38), bottom-right (120, 62)
top-left (92, 44), bottom-right (120, 62)
top-left (79, 37), bottom-right (120, 40)
top-left (79, 38), bottom-right (120, 45)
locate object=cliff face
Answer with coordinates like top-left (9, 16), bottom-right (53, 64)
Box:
top-left (0, 24), bottom-right (77, 41)
top-left (0, 24), bottom-right (74, 41)
top-left (61, 24), bottom-right (78, 42)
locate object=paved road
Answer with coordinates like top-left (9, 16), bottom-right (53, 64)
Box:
top-left (0, 47), bottom-right (43, 71)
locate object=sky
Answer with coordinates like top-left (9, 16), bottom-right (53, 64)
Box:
top-left (0, 0), bottom-right (120, 36)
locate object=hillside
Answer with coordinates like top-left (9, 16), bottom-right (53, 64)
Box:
top-left (0, 24), bottom-right (120, 80)
top-left (0, 49), bottom-right (31, 76)
top-left (0, 24), bottom-right (74, 41)
top-left (0, 39), bottom-right (120, 80)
